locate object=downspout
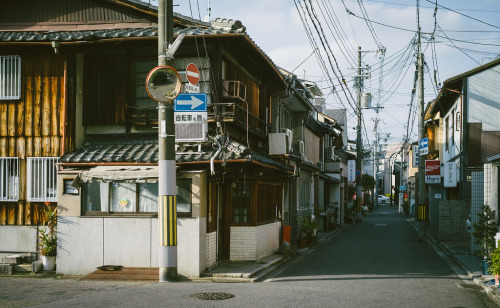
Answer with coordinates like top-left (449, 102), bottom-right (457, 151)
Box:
top-left (462, 79), bottom-right (469, 200)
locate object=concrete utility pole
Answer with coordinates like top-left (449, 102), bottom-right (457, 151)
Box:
top-left (356, 46), bottom-right (363, 218)
top-left (158, 0), bottom-right (177, 282)
top-left (417, 3), bottom-right (427, 242)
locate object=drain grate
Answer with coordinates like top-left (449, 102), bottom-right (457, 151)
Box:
top-left (454, 282), bottom-right (483, 290)
top-left (190, 293), bottom-right (235, 300)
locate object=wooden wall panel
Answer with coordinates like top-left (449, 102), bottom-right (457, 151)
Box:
top-left (0, 103), bottom-right (7, 137)
top-left (42, 59), bottom-right (51, 137)
top-left (8, 137), bottom-right (16, 157)
top-left (0, 205), bottom-right (6, 225)
top-left (34, 137), bottom-right (42, 157)
top-left (26, 137), bottom-right (33, 157)
top-left (33, 59), bottom-right (42, 138)
top-left (17, 202), bottom-right (24, 225)
top-left (7, 204), bottom-right (16, 225)
top-left (0, 51), bottom-right (66, 226)
top-left (24, 56), bottom-right (34, 137)
top-left (24, 203), bottom-right (32, 226)
top-left (0, 137), bottom-right (7, 157)
top-left (8, 102), bottom-right (16, 137)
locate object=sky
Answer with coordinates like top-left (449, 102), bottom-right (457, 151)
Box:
top-left (142, 0), bottom-right (500, 153)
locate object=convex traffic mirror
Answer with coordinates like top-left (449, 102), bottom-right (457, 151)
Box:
top-left (145, 66), bottom-right (182, 103)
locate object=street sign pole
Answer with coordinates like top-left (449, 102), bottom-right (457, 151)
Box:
top-left (158, 0), bottom-right (177, 282)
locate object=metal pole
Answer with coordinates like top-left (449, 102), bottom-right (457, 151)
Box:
top-left (417, 25), bottom-right (427, 242)
top-left (158, 0), bottom-right (177, 282)
top-left (356, 46), bottom-right (363, 220)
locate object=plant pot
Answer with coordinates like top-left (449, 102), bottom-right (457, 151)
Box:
top-left (41, 255), bottom-right (56, 271)
top-left (297, 238), bottom-right (308, 248)
top-left (481, 259), bottom-right (490, 275)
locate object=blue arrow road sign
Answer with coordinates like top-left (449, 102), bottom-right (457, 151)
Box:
top-left (174, 93), bottom-right (207, 112)
top-left (419, 137), bottom-right (429, 155)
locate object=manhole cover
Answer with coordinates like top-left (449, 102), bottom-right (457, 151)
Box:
top-left (190, 293), bottom-right (235, 300)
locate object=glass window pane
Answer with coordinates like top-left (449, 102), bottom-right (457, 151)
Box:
top-left (111, 183), bottom-right (136, 212)
top-left (83, 182), bottom-right (109, 212)
top-left (177, 178), bottom-right (191, 213)
top-left (139, 183), bottom-right (158, 212)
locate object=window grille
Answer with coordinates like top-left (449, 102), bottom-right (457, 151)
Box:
top-left (0, 157), bottom-right (19, 201)
top-left (0, 55), bottom-right (21, 100)
top-left (27, 157), bottom-right (59, 202)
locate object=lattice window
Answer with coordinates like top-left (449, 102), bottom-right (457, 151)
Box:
top-left (0, 157), bottom-right (19, 201)
top-left (0, 55), bottom-right (21, 100)
top-left (27, 157), bottom-right (59, 202)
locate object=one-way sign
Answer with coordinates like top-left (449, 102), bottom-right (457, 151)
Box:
top-left (174, 93), bottom-right (207, 112)
top-left (419, 137), bottom-right (428, 156)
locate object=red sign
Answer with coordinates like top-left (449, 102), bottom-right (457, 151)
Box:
top-left (186, 63), bottom-right (200, 85)
top-left (425, 160), bottom-right (440, 176)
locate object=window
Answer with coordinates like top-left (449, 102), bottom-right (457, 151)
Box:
top-left (232, 182), bottom-right (251, 224)
top-left (257, 183), bottom-right (280, 223)
top-left (27, 157), bottom-right (59, 202)
top-left (177, 178), bottom-right (192, 215)
top-left (63, 179), bottom-right (79, 195)
top-left (0, 55), bottom-right (21, 100)
top-left (299, 180), bottom-right (311, 209)
top-left (82, 179), bottom-right (192, 215)
top-left (0, 157), bottom-right (19, 201)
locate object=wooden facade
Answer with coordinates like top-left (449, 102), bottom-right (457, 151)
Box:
top-left (0, 48), bottom-right (71, 225)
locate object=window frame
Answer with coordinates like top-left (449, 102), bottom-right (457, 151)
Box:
top-left (26, 157), bottom-right (59, 202)
top-left (0, 55), bottom-right (21, 100)
top-left (0, 157), bottom-right (20, 202)
top-left (81, 179), bottom-right (193, 217)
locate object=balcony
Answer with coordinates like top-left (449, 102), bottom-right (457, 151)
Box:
top-left (208, 102), bottom-right (270, 139)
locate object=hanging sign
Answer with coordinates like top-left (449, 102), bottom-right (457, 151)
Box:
top-left (444, 162), bottom-right (457, 187)
top-left (347, 160), bottom-right (355, 182)
top-left (425, 160), bottom-right (441, 184)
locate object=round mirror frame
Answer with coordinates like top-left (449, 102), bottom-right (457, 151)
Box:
top-left (145, 66), bottom-right (182, 103)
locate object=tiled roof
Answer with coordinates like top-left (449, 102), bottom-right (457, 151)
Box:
top-left (0, 19), bottom-right (245, 42)
top-left (60, 138), bottom-right (293, 172)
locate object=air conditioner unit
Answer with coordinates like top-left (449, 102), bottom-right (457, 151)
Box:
top-left (269, 133), bottom-right (289, 155)
top-left (222, 80), bottom-right (246, 101)
top-left (280, 128), bottom-right (293, 153)
top-left (294, 140), bottom-right (305, 156)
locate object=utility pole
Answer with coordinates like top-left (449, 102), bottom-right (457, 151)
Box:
top-left (158, 0), bottom-right (177, 281)
top-left (356, 46), bottom-right (363, 219)
top-left (373, 118), bottom-right (379, 208)
top-left (417, 1), bottom-right (427, 242)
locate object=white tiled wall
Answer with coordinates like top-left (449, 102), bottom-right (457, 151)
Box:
top-left (206, 231), bottom-right (217, 268)
top-left (230, 222), bottom-right (280, 261)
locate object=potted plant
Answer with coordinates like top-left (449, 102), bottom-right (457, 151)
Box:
top-left (489, 244), bottom-right (500, 285)
top-left (473, 205), bottom-right (497, 275)
top-left (299, 214), bottom-right (319, 246)
top-left (36, 205), bottom-right (57, 271)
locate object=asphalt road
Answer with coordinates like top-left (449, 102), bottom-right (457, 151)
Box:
top-left (0, 206), bottom-right (498, 307)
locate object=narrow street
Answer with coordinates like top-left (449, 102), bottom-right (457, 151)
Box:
top-left (1, 206), bottom-right (498, 307)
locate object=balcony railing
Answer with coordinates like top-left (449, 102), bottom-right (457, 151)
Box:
top-left (126, 102), bottom-right (270, 138)
top-left (208, 102), bottom-right (270, 138)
